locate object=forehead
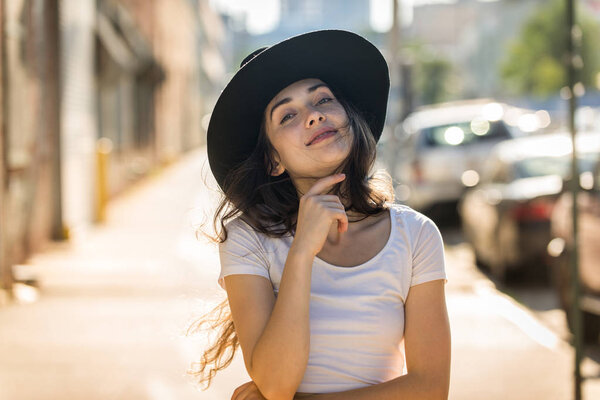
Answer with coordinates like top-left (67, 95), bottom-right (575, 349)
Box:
top-left (268, 78), bottom-right (328, 106)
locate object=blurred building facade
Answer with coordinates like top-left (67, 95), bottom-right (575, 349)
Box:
top-left (0, 0), bottom-right (227, 299)
top-left (408, 0), bottom-right (547, 99)
top-left (0, 0), bottom-right (63, 296)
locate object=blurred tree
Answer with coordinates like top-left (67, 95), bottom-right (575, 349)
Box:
top-left (500, 0), bottom-right (600, 97)
top-left (403, 43), bottom-right (456, 107)
top-left (419, 57), bottom-right (454, 105)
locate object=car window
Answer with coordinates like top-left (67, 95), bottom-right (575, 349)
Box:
top-left (513, 153), bottom-right (599, 179)
top-left (514, 157), bottom-right (569, 179)
top-left (580, 153), bottom-right (600, 174)
top-left (420, 120), bottom-right (511, 148)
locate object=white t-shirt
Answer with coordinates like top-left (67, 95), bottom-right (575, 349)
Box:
top-left (218, 203), bottom-right (447, 394)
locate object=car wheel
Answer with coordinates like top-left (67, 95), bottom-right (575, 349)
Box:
top-left (583, 312), bottom-right (600, 343)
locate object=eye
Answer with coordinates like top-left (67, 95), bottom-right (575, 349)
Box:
top-left (317, 97), bottom-right (333, 105)
top-left (280, 113), bottom-right (294, 124)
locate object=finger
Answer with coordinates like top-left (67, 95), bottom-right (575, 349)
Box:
top-left (338, 219), bottom-right (348, 233)
top-left (321, 205), bottom-right (347, 224)
top-left (328, 208), bottom-right (348, 233)
top-left (321, 201), bottom-right (345, 210)
top-left (313, 194), bottom-right (343, 204)
top-left (301, 196), bottom-right (344, 212)
top-left (339, 218), bottom-right (348, 233)
top-left (305, 173), bottom-right (345, 196)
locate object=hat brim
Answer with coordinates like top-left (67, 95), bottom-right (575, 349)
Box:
top-left (207, 30), bottom-right (390, 189)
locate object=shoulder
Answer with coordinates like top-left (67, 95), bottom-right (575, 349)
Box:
top-left (221, 216), bottom-right (266, 252)
top-left (218, 216), bottom-right (275, 290)
top-left (388, 204), bottom-right (447, 285)
top-left (388, 202), bottom-right (440, 236)
top-left (221, 215), bottom-right (287, 253)
top-left (223, 215), bottom-right (255, 235)
top-left (387, 203), bottom-right (444, 260)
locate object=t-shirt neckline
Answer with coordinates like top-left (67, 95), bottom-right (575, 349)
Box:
top-left (314, 205), bottom-right (396, 269)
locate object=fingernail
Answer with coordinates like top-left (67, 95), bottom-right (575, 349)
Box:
top-left (339, 173), bottom-right (345, 178)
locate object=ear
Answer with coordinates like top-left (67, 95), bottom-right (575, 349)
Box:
top-left (267, 148), bottom-right (285, 176)
top-left (270, 160), bottom-right (285, 176)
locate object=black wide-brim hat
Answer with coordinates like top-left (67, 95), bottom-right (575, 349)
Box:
top-left (207, 30), bottom-right (390, 190)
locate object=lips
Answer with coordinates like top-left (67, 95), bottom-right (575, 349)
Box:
top-left (306, 127), bottom-right (338, 146)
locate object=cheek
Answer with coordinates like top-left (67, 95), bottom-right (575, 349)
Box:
top-left (271, 126), bottom-right (305, 150)
top-left (329, 102), bottom-right (348, 118)
top-left (268, 133), bottom-right (301, 165)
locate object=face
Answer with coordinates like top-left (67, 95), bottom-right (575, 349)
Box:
top-left (264, 78), bottom-right (353, 185)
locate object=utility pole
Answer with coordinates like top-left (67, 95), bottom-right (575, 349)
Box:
top-left (387, 0), bottom-right (401, 177)
top-left (44, 0), bottom-right (65, 241)
top-left (566, 0), bottom-right (583, 398)
top-left (0, 0), bottom-right (14, 301)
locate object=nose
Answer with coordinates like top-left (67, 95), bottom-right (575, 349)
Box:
top-left (306, 109), bottom-right (326, 127)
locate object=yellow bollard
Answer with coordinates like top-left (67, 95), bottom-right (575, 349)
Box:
top-left (95, 138), bottom-right (113, 223)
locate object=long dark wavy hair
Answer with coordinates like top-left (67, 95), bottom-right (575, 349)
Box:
top-left (187, 83), bottom-right (394, 389)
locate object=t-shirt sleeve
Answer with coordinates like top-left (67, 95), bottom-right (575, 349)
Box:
top-left (410, 214), bottom-right (447, 287)
top-left (218, 218), bottom-right (271, 291)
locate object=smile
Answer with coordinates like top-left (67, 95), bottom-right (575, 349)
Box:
top-left (307, 130), bottom-right (338, 146)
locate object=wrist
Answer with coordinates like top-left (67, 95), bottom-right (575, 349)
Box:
top-left (288, 242), bottom-right (317, 263)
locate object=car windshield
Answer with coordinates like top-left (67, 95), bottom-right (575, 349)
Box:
top-left (421, 120), bottom-right (511, 148)
top-left (514, 153), bottom-right (599, 179)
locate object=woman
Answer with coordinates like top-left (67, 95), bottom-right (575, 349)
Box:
top-left (193, 30), bottom-right (451, 399)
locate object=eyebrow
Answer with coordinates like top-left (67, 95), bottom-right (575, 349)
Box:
top-left (269, 83), bottom-right (330, 122)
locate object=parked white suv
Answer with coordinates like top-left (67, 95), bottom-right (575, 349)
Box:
top-left (394, 99), bottom-right (546, 213)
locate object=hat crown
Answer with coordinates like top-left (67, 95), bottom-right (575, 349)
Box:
top-left (240, 47), bottom-right (268, 68)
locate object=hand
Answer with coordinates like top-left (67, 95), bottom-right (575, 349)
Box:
top-left (231, 381), bottom-right (267, 400)
top-left (293, 173), bottom-right (348, 257)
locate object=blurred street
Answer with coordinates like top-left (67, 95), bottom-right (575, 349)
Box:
top-left (0, 147), bottom-right (599, 400)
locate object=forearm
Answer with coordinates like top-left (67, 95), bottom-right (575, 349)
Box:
top-left (294, 372), bottom-right (449, 400)
top-left (250, 245), bottom-right (314, 399)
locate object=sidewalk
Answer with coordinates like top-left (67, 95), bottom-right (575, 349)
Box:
top-left (0, 147), bottom-right (248, 399)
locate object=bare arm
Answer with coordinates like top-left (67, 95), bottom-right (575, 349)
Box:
top-left (293, 279), bottom-right (451, 400)
top-left (226, 249), bottom-right (312, 400)
top-left (225, 174), bottom-right (349, 400)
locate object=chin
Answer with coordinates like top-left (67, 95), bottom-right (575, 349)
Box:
top-left (290, 145), bottom-right (351, 177)
top-left (304, 160), bottom-right (348, 178)
top-left (321, 150), bottom-right (351, 167)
